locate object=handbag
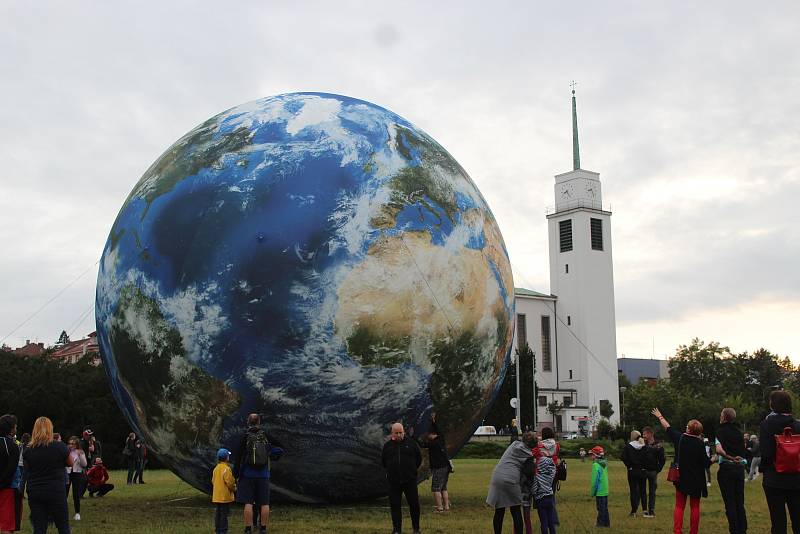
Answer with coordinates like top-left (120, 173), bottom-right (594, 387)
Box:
top-left (666, 434), bottom-right (682, 483)
top-left (775, 424), bottom-right (800, 474)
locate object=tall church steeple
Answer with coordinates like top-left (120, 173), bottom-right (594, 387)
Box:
top-left (571, 81), bottom-right (580, 171)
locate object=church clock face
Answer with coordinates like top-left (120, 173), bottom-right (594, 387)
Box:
top-left (585, 183), bottom-right (595, 198)
top-left (560, 183), bottom-right (575, 199)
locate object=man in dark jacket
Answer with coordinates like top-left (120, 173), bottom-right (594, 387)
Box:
top-left (620, 430), bottom-right (648, 517)
top-left (716, 407), bottom-right (747, 534)
top-left (382, 422), bottom-right (422, 534)
top-left (642, 426), bottom-right (666, 517)
top-left (234, 414), bottom-right (283, 534)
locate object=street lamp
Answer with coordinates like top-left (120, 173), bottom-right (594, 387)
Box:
top-left (620, 386), bottom-right (627, 430)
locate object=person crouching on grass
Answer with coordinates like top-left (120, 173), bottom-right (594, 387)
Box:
top-left (589, 446), bottom-right (610, 528)
top-left (212, 448), bottom-right (236, 534)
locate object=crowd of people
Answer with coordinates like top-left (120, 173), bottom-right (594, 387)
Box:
top-left (0, 415), bottom-right (144, 533)
top-left (2, 389), bottom-right (799, 534)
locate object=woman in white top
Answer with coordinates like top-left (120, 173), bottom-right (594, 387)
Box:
top-left (65, 436), bottom-right (87, 521)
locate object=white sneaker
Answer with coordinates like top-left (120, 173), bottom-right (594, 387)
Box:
top-left (707, 482), bottom-right (711, 486)
top-left (74, 513), bottom-right (81, 521)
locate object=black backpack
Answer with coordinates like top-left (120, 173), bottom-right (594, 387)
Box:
top-left (245, 430), bottom-right (270, 469)
top-left (557, 459), bottom-right (567, 481)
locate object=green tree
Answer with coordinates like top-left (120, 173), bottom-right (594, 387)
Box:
top-left (546, 401), bottom-right (564, 432)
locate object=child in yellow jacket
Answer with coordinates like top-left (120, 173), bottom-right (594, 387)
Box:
top-left (212, 448), bottom-right (236, 534)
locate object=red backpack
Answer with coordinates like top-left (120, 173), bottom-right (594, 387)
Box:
top-left (774, 425), bottom-right (800, 474)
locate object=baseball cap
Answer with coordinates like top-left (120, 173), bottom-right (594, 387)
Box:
top-left (217, 448), bottom-right (231, 460)
top-left (590, 446), bottom-right (605, 457)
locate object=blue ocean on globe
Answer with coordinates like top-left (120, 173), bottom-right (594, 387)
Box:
top-left (95, 92), bottom-right (515, 503)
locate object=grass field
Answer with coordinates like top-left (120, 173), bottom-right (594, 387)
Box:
top-left (45, 461), bottom-right (775, 533)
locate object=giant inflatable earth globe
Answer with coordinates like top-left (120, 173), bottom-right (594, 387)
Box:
top-left (96, 92), bottom-right (515, 503)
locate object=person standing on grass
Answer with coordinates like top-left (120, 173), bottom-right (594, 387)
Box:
top-left (22, 416), bottom-right (73, 534)
top-left (515, 432), bottom-right (538, 534)
top-left (486, 432), bottom-right (533, 534)
top-left (133, 438), bottom-right (147, 484)
top-left (0, 414), bottom-right (21, 534)
top-left (642, 425), bottom-right (666, 518)
top-left (589, 445), bottom-right (610, 528)
top-left (715, 407), bottom-right (747, 534)
top-left (652, 407), bottom-right (711, 534)
top-left (621, 429), bottom-right (648, 518)
top-left (212, 448), bottom-right (236, 534)
top-left (747, 436), bottom-right (761, 482)
top-left (64, 437), bottom-right (87, 521)
top-left (123, 432), bottom-right (137, 485)
top-left (382, 422), bottom-right (422, 534)
top-left (85, 458), bottom-right (114, 497)
top-left (533, 442), bottom-right (558, 534)
top-left (420, 412), bottom-right (451, 513)
top-left (234, 413), bottom-right (283, 534)
top-left (758, 390), bottom-right (800, 534)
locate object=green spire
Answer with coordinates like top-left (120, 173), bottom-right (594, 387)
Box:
top-left (571, 81), bottom-right (580, 170)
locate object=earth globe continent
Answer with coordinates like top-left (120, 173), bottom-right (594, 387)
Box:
top-left (95, 92), bottom-right (515, 503)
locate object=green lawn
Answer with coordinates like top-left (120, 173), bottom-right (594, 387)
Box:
top-left (48, 461), bottom-right (774, 533)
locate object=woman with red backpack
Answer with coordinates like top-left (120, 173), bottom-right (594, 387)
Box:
top-left (759, 390), bottom-right (800, 533)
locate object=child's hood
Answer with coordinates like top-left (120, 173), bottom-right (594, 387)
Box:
top-left (594, 458), bottom-right (607, 468)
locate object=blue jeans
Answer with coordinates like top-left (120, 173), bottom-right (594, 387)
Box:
top-left (536, 495), bottom-right (557, 534)
top-left (595, 495), bottom-right (610, 526)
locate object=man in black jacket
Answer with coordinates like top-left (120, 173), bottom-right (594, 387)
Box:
top-left (716, 407), bottom-right (747, 534)
top-left (381, 422), bottom-right (422, 534)
top-left (642, 426), bottom-right (666, 518)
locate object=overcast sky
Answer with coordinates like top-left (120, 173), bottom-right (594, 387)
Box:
top-left (2, 1), bottom-right (798, 363)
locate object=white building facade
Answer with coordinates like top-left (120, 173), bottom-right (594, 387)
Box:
top-left (510, 89), bottom-right (620, 435)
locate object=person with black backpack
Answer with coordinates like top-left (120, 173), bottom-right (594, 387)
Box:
top-left (758, 390), bottom-right (800, 534)
top-left (233, 414), bottom-right (284, 534)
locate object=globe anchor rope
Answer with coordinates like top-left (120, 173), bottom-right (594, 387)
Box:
top-left (67, 302), bottom-right (96, 339)
top-left (396, 231), bottom-right (457, 335)
top-left (1, 259), bottom-right (100, 345)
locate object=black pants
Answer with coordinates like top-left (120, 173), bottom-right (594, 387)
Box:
top-left (29, 493), bottom-right (71, 534)
top-left (493, 505), bottom-right (523, 534)
top-left (88, 483), bottom-right (114, 497)
top-left (645, 470), bottom-right (658, 513)
top-left (66, 472), bottom-right (85, 514)
top-left (214, 503), bottom-right (230, 534)
top-left (388, 480), bottom-right (420, 532)
top-left (763, 484), bottom-right (800, 534)
top-left (627, 469), bottom-right (647, 513)
top-left (718, 464), bottom-right (747, 534)
top-left (126, 456), bottom-right (136, 483)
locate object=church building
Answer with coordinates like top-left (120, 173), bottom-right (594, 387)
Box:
top-left (510, 88), bottom-right (620, 435)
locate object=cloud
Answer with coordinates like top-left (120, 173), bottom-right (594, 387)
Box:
top-left (1, 1), bottom-right (799, 362)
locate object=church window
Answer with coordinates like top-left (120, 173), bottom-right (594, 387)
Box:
top-left (569, 369), bottom-right (573, 379)
top-left (591, 218), bottom-right (603, 250)
top-left (559, 219), bottom-right (573, 252)
top-left (538, 395), bottom-right (547, 406)
top-left (567, 315), bottom-right (571, 326)
top-left (517, 313), bottom-right (527, 349)
top-left (563, 396), bottom-right (572, 407)
top-left (565, 264), bottom-right (569, 273)
top-left (541, 316), bottom-right (552, 371)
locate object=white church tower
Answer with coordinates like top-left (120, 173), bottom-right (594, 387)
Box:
top-left (546, 86), bottom-right (620, 422)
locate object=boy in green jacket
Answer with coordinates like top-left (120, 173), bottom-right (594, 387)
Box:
top-left (590, 446), bottom-right (610, 528)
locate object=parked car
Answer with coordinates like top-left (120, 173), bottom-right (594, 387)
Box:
top-left (473, 425), bottom-right (497, 436)
top-left (563, 432), bottom-right (579, 440)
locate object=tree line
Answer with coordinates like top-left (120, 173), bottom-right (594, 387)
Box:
top-left (484, 338), bottom-right (800, 440)
top-left (0, 348), bottom-right (141, 469)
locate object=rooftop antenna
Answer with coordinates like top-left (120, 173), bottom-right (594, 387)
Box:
top-left (570, 80), bottom-right (580, 170)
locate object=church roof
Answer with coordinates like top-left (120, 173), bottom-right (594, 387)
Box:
top-left (514, 287), bottom-right (556, 300)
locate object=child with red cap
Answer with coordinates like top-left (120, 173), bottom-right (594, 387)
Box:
top-left (590, 446), bottom-right (610, 528)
